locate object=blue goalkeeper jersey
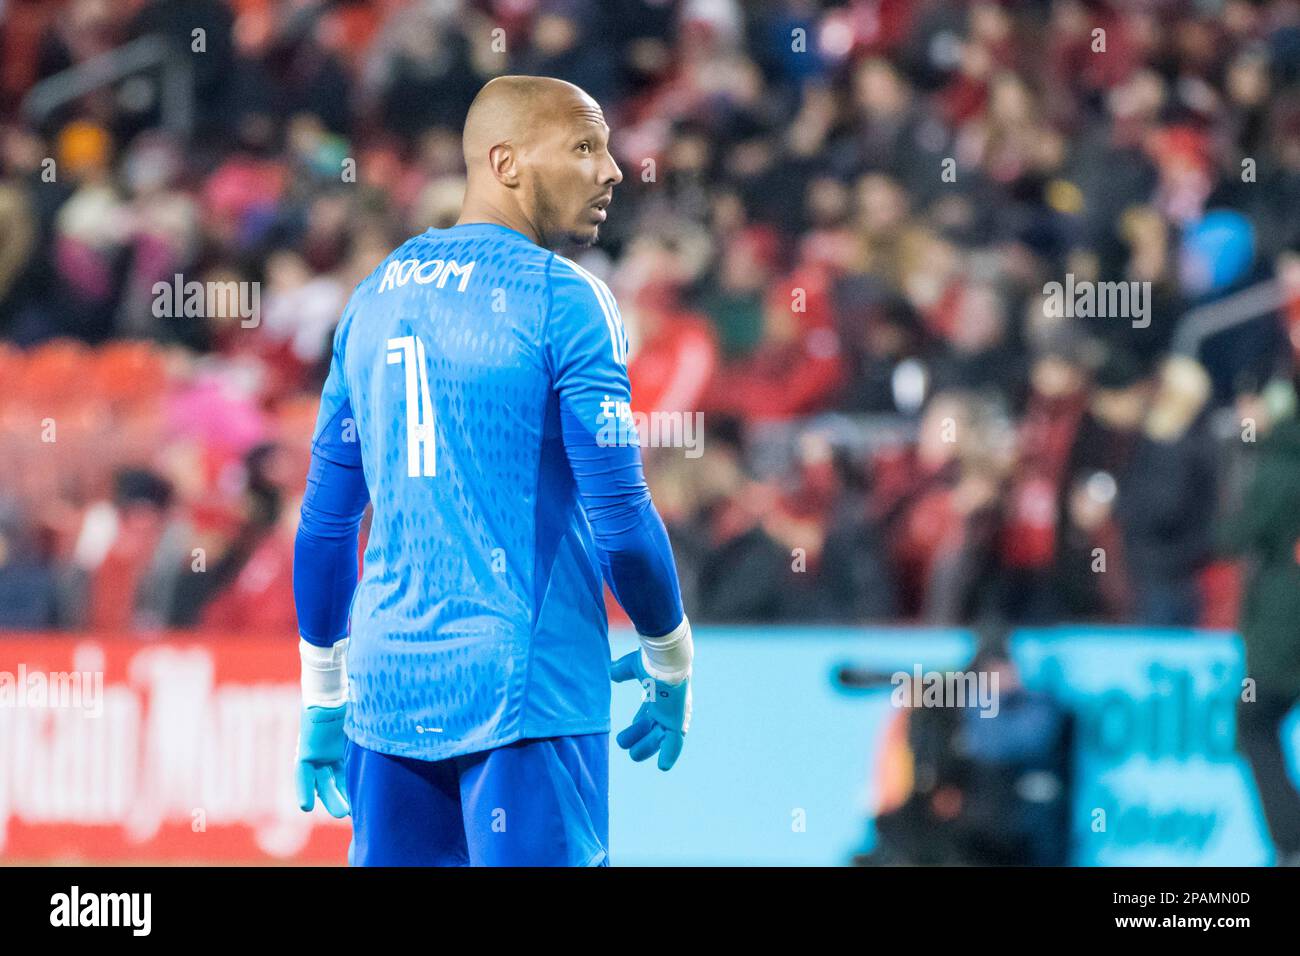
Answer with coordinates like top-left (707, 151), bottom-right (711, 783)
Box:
top-left (307, 222), bottom-right (648, 760)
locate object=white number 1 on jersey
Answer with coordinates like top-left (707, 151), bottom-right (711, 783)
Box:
top-left (386, 335), bottom-right (436, 477)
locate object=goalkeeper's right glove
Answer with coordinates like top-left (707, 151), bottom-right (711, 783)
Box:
top-left (296, 703), bottom-right (350, 817)
top-left (296, 637), bottom-right (351, 818)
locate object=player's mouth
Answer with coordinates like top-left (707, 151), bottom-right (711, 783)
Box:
top-left (589, 195), bottom-right (612, 222)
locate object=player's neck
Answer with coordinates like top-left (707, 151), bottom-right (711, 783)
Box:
top-left (454, 198), bottom-right (542, 247)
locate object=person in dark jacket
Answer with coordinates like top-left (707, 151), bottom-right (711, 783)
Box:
top-left (1218, 378), bottom-right (1300, 865)
top-left (0, 517), bottom-right (62, 629)
top-left (1117, 356), bottom-right (1217, 626)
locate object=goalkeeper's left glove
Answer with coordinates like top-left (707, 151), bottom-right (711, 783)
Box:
top-left (611, 616), bottom-right (693, 771)
top-left (296, 638), bottom-right (351, 818)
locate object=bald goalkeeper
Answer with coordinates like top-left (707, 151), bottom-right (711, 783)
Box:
top-left (291, 76), bottom-right (695, 866)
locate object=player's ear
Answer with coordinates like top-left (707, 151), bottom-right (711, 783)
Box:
top-left (488, 143), bottom-right (520, 187)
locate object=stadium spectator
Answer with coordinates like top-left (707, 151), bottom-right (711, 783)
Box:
top-left (1117, 356), bottom-right (1217, 626)
top-left (65, 467), bottom-right (183, 632)
top-left (0, 504), bottom-right (62, 629)
top-left (1219, 374), bottom-right (1300, 865)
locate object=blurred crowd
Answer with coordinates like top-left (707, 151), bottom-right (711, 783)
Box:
top-left (1, 0), bottom-right (1300, 647)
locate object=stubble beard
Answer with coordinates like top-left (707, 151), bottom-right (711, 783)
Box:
top-left (532, 174), bottom-right (599, 250)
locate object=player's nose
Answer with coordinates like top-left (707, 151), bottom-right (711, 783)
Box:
top-left (602, 153), bottom-right (623, 187)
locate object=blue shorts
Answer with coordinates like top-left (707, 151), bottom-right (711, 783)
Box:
top-left (345, 732), bottom-right (609, 866)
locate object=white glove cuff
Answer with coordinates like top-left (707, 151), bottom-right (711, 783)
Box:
top-left (638, 616), bottom-right (693, 685)
top-left (300, 637), bottom-right (349, 707)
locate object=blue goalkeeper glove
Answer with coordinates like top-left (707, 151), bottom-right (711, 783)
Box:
top-left (296, 703), bottom-right (350, 817)
top-left (611, 649), bottom-right (692, 771)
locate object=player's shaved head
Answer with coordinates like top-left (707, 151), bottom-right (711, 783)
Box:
top-left (462, 76), bottom-right (585, 170)
top-left (456, 76), bottom-right (622, 250)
